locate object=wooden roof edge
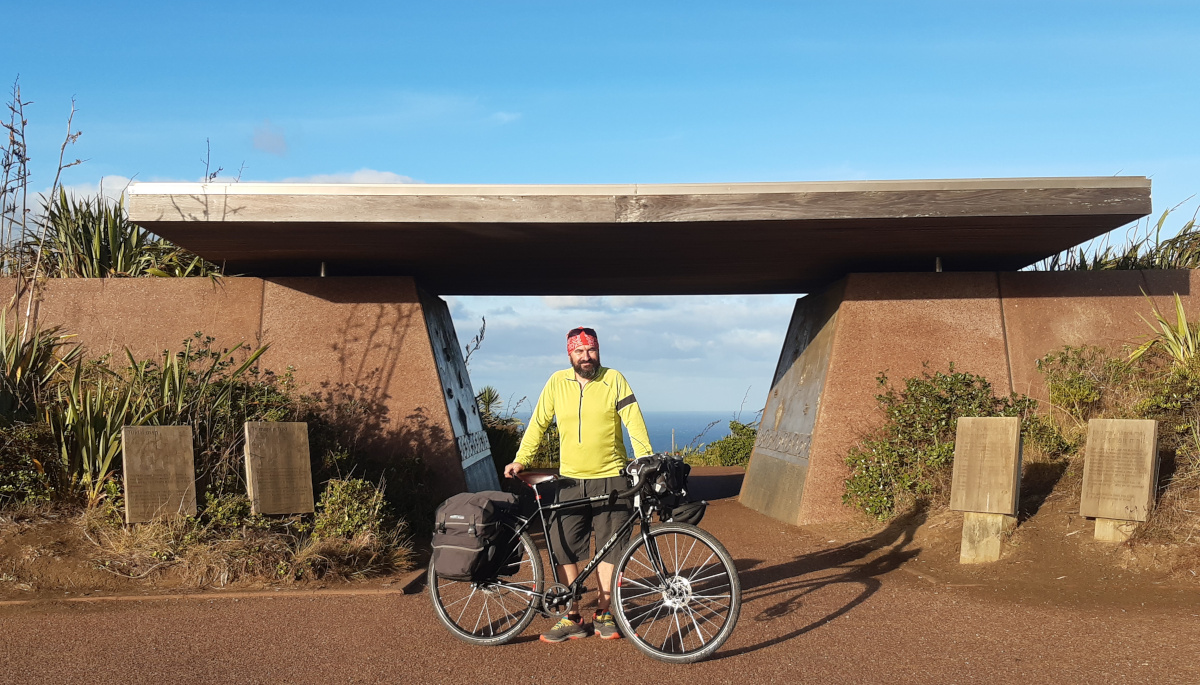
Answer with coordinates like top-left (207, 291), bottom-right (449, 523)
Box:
top-left (127, 176), bottom-right (1151, 198)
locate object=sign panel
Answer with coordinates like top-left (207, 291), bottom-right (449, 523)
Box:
top-left (244, 422), bottom-right (315, 515)
top-left (1080, 419), bottom-right (1158, 522)
top-left (950, 417), bottom-right (1022, 515)
top-left (122, 426), bottom-right (197, 523)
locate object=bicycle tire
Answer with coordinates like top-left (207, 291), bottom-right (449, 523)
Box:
top-left (611, 522), bottom-right (741, 663)
top-left (428, 528), bottom-right (544, 646)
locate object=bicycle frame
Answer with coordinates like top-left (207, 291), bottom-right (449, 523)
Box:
top-left (493, 479), bottom-right (666, 617)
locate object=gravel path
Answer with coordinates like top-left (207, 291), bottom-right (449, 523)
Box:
top-left (3, 498), bottom-right (1198, 684)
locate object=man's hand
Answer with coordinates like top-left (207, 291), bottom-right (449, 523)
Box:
top-left (503, 462), bottom-right (525, 479)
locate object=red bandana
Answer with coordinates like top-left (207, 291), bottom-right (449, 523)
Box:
top-left (567, 328), bottom-right (599, 353)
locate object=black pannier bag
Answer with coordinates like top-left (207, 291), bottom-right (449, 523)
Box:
top-left (432, 491), bottom-right (518, 581)
top-left (628, 455), bottom-right (708, 526)
top-left (662, 500), bottom-right (707, 525)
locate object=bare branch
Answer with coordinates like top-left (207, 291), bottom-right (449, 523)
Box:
top-left (463, 317), bottom-right (486, 368)
top-left (24, 95), bottom-right (83, 341)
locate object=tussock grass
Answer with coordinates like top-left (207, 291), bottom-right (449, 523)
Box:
top-left (79, 480), bottom-right (412, 587)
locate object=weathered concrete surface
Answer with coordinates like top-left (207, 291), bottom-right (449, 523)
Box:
top-left (12, 277), bottom-right (264, 359)
top-left (121, 426), bottom-right (197, 523)
top-left (949, 417), bottom-right (1022, 516)
top-left (743, 270), bottom-right (1196, 526)
top-left (126, 177), bottom-right (1152, 294)
top-left (959, 511), bottom-right (1017, 564)
top-left (3, 277), bottom-right (475, 499)
top-left (778, 273), bottom-right (1013, 526)
top-left (418, 290), bottom-right (499, 493)
top-left (243, 422), bottom-right (315, 515)
top-left (999, 270), bottom-right (1192, 401)
top-left (1095, 517), bottom-right (1138, 542)
top-left (740, 283), bottom-right (842, 524)
top-left (258, 277), bottom-right (466, 495)
top-left (1080, 419), bottom-right (1159, 523)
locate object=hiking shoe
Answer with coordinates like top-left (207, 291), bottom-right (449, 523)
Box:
top-left (540, 615), bottom-right (589, 643)
top-left (593, 611), bottom-right (621, 640)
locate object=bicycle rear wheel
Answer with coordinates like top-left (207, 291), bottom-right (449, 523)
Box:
top-left (611, 523), bottom-right (741, 663)
top-left (428, 529), bottom-right (543, 646)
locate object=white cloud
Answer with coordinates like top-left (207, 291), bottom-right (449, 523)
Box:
top-left (447, 293), bottom-right (803, 412)
top-left (252, 120), bottom-right (288, 157)
top-left (54, 175), bottom-right (135, 203)
top-left (490, 111), bottom-right (522, 124)
top-left (280, 169), bottom-right (420, 184)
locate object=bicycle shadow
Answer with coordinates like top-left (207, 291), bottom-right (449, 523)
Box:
top-left (712, 508), bottom-right (927, 660)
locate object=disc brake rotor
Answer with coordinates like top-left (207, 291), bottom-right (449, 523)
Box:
top-left (660, 575), bottom-right (693, 610)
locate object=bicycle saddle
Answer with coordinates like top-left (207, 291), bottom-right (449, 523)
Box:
top-left (515, 471), bottom-right (558, 486)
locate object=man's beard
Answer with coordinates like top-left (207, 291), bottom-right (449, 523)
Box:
top-left (573, 356), bottom-right (600, 380)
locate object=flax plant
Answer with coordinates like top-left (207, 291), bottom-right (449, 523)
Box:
top-left (1037, 205), bottom-right (1200, 271)
top-left (1129, 292), bottom-right (1200, 364)
top-left (0, 308), bottom-right (79, 421)
top-left (23, 190), bottom-right (220, 278)
top-left (125, 336), bottom-right (273, 487)
top-left (47, 362), bottom-right (151, 506)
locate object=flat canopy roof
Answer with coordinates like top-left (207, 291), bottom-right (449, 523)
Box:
top-left (127, 177), bottom-right (1151, 295)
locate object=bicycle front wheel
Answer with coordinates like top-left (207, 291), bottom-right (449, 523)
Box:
top-left (428, 529), bottom-right (543, 646)
top-left (612, 523), bottom-right (741, 663)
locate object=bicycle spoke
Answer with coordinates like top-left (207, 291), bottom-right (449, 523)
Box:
top-left (687, 553), bottom-right (717, 581)
top-left (684, 602), bottom-right (709, 639)
top-left (679, 537), bottom-right (698, 575)
top-left (472, 593), bottom-right (488, 634)
top-left (642, 601), bottom-right (668, 637)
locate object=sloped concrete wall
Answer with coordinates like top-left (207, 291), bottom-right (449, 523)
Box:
top-left (742, 269), bottom-right (1198, 526)
top-left (3, 276), bottom-right (488, 498)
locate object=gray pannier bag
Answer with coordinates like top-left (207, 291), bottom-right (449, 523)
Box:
top-left (432, 491), bottom-right (518, 581)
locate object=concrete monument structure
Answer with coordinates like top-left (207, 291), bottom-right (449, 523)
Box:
top-left (121, 425), bottom-right (197, 523)
top-left (1080, 419), bottom-right (1159, 542)
top-left (27, 176), bottom-right (1146, 522)
top-left (949, 417), bottom-right (1022, 563)
top-left (244, 422), bottom-right (316, 515)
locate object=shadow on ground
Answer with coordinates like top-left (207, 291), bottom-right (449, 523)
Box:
top-left (714, 508), bottom-right (927, 660)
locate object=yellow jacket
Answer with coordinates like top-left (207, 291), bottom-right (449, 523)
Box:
top-left (515, 366), bottom-right (653, 479)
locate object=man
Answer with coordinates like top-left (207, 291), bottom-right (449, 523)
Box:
top-left (503, 326), bottom-right (653, 643)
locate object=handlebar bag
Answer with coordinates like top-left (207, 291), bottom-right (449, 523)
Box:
top-left (432, 491), bottom-right (517, 581)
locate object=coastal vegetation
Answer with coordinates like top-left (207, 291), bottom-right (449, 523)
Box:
top-left (0, 328), bottom-right (418, 585)
top-left (843, 294), bottom-right (1200, 551)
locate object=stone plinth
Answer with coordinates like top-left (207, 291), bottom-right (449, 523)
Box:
top-left (959, 512), bottom-right (1018, 564)
top-left (121, 426), bottom-right (197, 523)
top-left (244, 422), bottom-right (315, 515)
top-left (1080, 419), bottom-right (1158, 536)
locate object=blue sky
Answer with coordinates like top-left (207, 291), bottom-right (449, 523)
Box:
top-left (8, 1), bottom-right (1200, 412)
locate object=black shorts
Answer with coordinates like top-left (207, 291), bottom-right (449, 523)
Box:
top-left (548, 475), bottom-right (632, 565)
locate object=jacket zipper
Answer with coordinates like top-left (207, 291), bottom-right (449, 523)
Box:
top-left (576, 381), bottom-right (584, 443)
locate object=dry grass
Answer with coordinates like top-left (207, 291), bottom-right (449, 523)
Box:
top-left (77, 492), bottom-right (412, 587)
top-left (1036, 344), bottom-right (1200, 550)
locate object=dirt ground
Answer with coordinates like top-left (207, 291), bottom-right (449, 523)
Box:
top-left (1, 466), bottom-right (1196, 607)
top-left (3, 489), bottom-right (1200, 684)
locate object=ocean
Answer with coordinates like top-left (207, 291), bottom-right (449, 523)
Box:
top-left (514, 410), bottom-right (745, 454)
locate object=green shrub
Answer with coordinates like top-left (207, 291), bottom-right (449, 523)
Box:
top-left (691, 420), bottom-right (758, 467)
top-left (313, 478), bottom-right (388, 540)
top-left (0, 421), bottom-right (60, 506)
top-left (843, 365), bottom-right (1038, 520)
top-left (1036, 345), bottom-right (1133, 422)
